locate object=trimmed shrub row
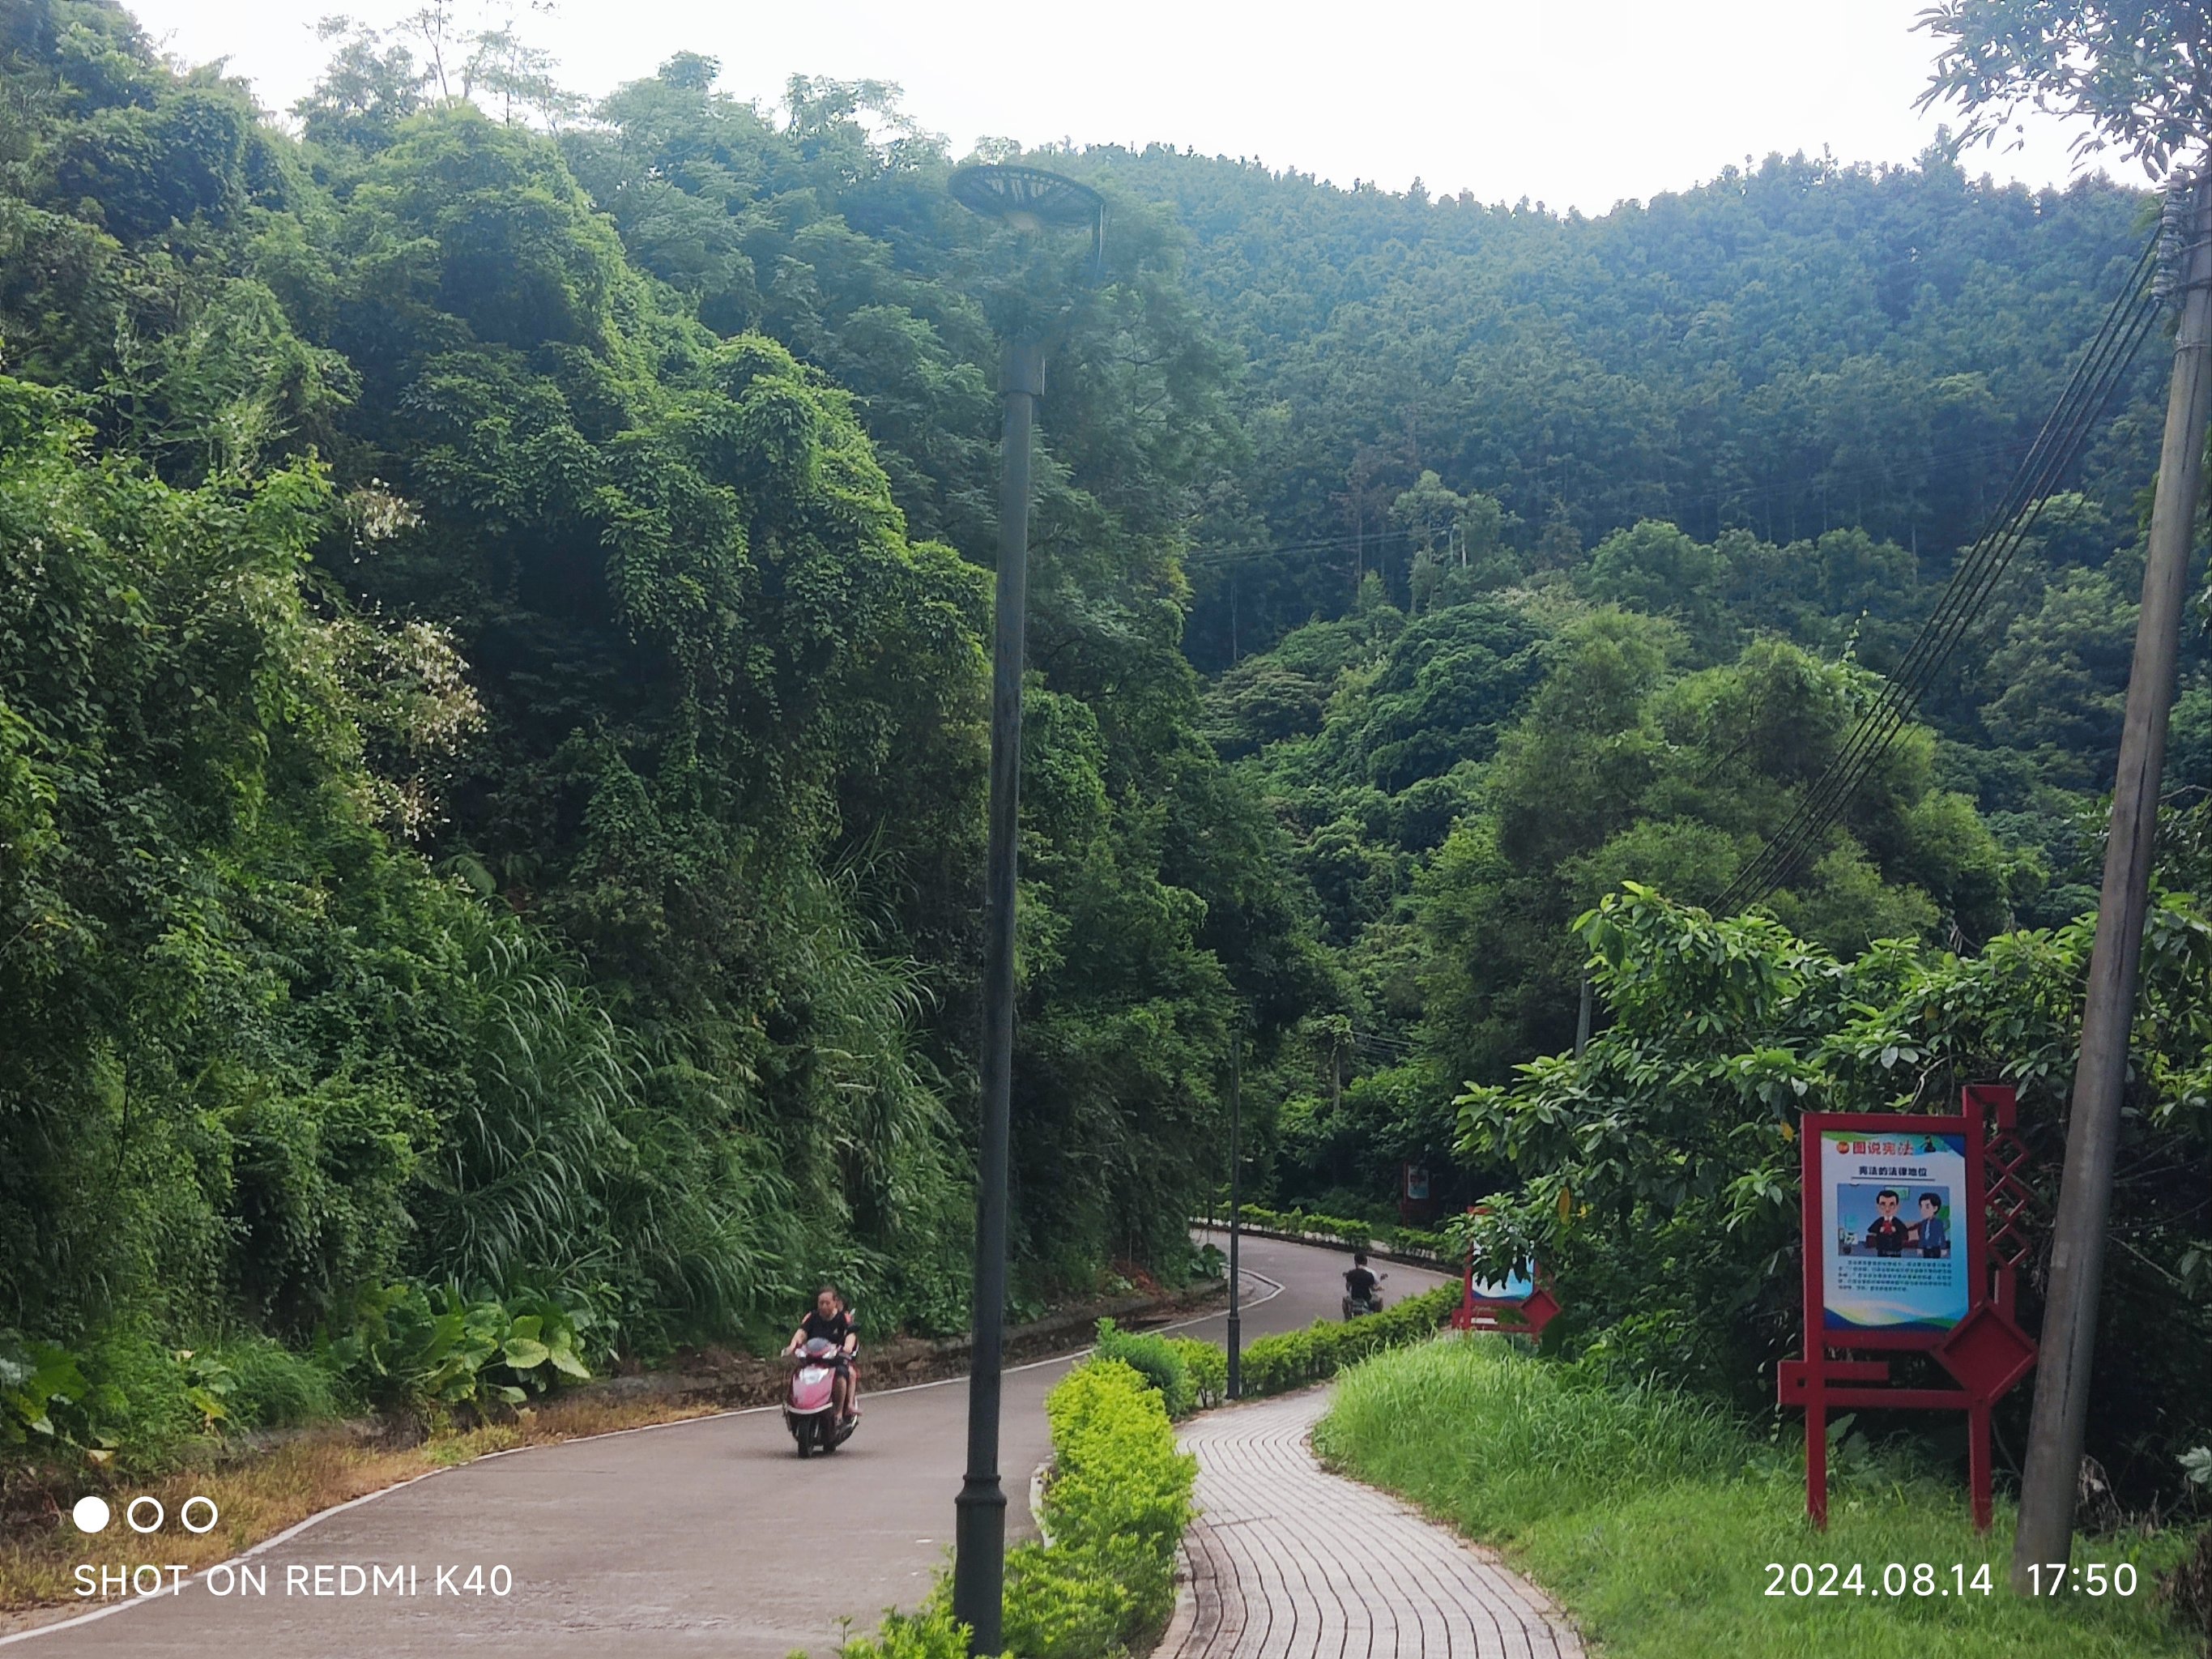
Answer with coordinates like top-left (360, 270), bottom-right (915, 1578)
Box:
top-left (1093, 1286), bottom-right (1461, 1422)
top-left (1090, 1320), bottom-right (1230, 1416)
top-left (1238, 1285), bottom-right (1460, 1397)
top-left (833, 1358), bottom-right (1196, 1659)
top-left (1207, 1203), bottom-right (1453, 1263)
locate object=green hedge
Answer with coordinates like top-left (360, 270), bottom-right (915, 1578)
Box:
top-left (1166, 1337), bottom-right (1226, 1410)
top-left (1091, 1319), bottom-right (1196, 1418)
top-left (1091, 1286), bottom-right (1460, 1424)
top-left (833, 1358), bottom-right (1195, 1659)
top-left (1238, 1285), bottom-right (1460, 1397)
top-left (1210, 1203), bottom-right (1453, 1263)
top-left (1090, 1320), bottom-right (1231, 1417)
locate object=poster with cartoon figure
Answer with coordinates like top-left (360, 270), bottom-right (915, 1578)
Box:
top-left (1820, 1129), bottom-right (1969, 1333)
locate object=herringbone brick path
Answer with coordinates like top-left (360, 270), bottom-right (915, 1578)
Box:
top-left (1158, 1386), bottom-right (1584, 1659)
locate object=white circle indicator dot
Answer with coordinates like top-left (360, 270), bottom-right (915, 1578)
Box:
top-left (180, 1495), bottom-right (218, 1534)
top-left (71, 1496), bottom-right (110, 1533)
top-left (126, 1496), bottom-right (164, 1533)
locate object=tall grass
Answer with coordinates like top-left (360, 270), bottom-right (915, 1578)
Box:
top-left (1317, 1334), bottom-right (1741, 1526)
top-left (1317, 1338), bottom-right (2199, 1659)
top-left (215, 1335), bottom-right (342, 1428)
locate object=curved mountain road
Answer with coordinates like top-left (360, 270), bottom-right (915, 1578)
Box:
top-left (7, 1234), bottom-right (1443, 1658)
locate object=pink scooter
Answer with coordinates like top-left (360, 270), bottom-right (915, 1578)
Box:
top-left (783, 1337), bottom-right (857, 1456)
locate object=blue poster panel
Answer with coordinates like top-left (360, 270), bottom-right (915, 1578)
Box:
top-left (1468, 1265), bottom-right (1535, 1302)
top-left (1818, 1129), bottom-right (1968, 1333)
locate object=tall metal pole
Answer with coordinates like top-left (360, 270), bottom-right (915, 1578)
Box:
top-left (1226, 1024), bottom-right (1243, 1400)
top-left (2012, 171), bottom-right (2212, 1588)
top-left (953, 335), bottom-right (1043, 1655)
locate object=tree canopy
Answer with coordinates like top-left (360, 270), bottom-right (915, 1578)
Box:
top-left (0, 0), bottom-right (2205, 1507)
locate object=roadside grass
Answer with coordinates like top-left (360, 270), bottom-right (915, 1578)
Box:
top-left (1314, 1337), bottom-right (2200, 1659)
top-left (0, 1396), bottom-right (719, 1615)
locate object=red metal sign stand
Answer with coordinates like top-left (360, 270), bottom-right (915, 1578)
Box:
top-left (1451, 1212), bottom-right (1560, 1337)
top-left (1781, 1084), bottom-right (2035, 1530)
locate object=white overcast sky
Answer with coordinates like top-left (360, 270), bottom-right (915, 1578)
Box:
top-left (124, 0), bottom-right (2150, 211)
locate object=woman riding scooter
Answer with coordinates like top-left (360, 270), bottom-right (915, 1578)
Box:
top-left (784, 1286), bottom-right (860, 1424)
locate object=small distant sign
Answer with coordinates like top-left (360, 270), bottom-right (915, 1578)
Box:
top-left (1468, 1265), bottom-right (1534, 1302)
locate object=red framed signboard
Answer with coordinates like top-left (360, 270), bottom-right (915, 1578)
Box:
top-left (1451, 1209), bottom-right (1560, 1337)
top-left (1782, 1085), bottom-right (2035, 1530)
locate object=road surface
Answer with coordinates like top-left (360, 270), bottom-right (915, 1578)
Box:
top-left (6, 1234), bottom-right (1443, 1658)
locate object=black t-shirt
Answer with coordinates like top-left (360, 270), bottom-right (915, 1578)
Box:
top-left (802, 1308), bottom-right (854, 1348)
top-left (1344, 1266), bottom-right (1378, 1299)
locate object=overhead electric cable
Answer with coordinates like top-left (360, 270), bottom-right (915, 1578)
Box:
top-left (1722, 290), bottom-right (2155, 907)
top-left (1724, 275), bottom-right (2159, 909)
top-left (1715, 229), bottom-right (2164, 913)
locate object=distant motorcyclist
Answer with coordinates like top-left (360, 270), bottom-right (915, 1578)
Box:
top-left (1341, 1252), bottom-right (1383, 1319)
top-left (784, 1286), bottom-right (860, 1423)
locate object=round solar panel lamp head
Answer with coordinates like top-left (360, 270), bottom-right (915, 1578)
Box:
top-left (950, 164), bottom-right (1102, 232)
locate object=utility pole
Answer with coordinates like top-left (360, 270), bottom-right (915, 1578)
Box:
top-left (2012, 169), bottom-right (2212, 1589)
top-left (1226, 1024), bottom-right (1243, 1400)
top-left (1574, 972), bottom-right (1592, 1060)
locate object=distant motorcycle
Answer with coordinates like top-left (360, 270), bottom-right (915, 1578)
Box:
top-left (783, 1337), bottom-right (858, 1456)
top-left (1341, 1270), bottom-right (1389, 1320)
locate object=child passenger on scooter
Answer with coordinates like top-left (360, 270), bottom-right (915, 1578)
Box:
top-left (785, 1286), bottom-right (861, 1424)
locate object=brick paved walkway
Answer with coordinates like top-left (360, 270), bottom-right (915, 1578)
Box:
top-left (1158, 1386), bottom-right (1584, 1659)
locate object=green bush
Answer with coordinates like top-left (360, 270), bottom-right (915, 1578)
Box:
top-left (1006, 1358), bottom-right (1196, 1657)
top-left (28, 1331), bottom-right (223, 1474)
top-left (1166, 1337), bottom-right (1226, 1411)
top-left (831, 1607), bottom-right (970, 1659)
top-left (842, 1358), bottom-right (1196, 1659)
top-left (0, 1334), bottom-right (95, 1456)
top-left (1238, 1283), bottom-right (1458, 1397)
top-left (1091, 1318), bottom-right (1193, 1418)
top-left (326, 1284), bottom-right (595, 1415)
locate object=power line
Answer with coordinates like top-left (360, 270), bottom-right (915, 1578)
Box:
top-left (1716, 227), bottom-right (2165, 914)
top-left (1723, 252), bottom-right (2159, 910)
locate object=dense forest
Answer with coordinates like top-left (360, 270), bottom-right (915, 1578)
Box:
top-left (0, 0), bottom-right (2204, 1502)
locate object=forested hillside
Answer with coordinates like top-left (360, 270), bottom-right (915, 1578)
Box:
top-left (0, 0), bottom-right (2204, 1501)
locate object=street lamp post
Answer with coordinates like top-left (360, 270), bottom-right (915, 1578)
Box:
top-left (1227, 1024), bottom-right (1242, 1399)
top-left (947, 163), bottom-right (1105, 1659)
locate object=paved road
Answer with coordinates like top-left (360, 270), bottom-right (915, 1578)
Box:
top-left (1161, 1387), bottom-right (1583, 1659)
top-left (7, 1234), bottom-right (1441, 1658)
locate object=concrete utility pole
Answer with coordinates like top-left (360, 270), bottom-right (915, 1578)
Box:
top-left (2012, 169), bottom-right (2212, 1589)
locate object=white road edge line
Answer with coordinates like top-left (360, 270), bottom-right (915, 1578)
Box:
top-left (0, 1269), bottom-right (1287, 1648)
